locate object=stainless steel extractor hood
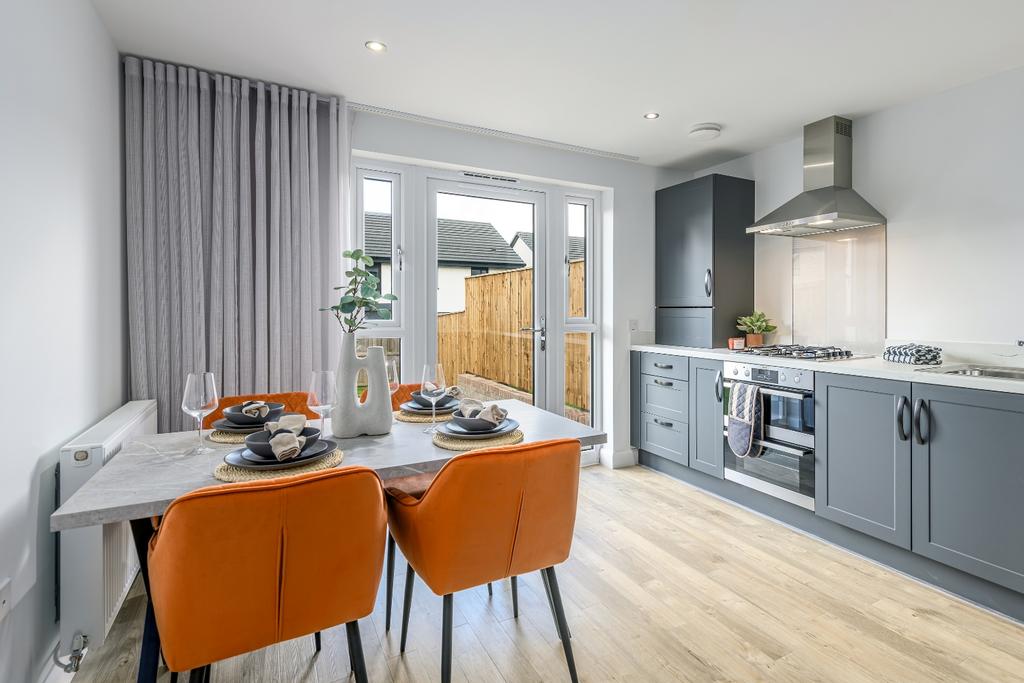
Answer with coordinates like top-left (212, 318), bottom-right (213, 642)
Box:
top-left (747, 116), bottom-right (886, 237)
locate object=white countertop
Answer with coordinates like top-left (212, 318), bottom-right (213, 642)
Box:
top-left (631, 344), bottom-right (1024, 396)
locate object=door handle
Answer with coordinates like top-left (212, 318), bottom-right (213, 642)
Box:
top-left (912, 398), bottom-right (929, 445)
top-left (714, 370), bottom-right (723, 402)
top-left (895, 396), bottom-right (909, 441)
top-left (652, 362), bottom-right (673, 370)
top-left (704, 269), bottom-right (713, 298)
top-left (653, 379), bottom-right (674, 387)
top-left (519, 317), bottom-right (546, 351)
top-left (653, 418), bottom-right (674, 428)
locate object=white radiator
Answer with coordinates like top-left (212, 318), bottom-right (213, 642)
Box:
top-left (57, 400), bottom-right (157, 657)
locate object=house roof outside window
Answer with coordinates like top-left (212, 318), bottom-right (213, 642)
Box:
top-left (510, 230), bottom-right (586, 261)
top-left (363, 212), bottom-right (525, 269)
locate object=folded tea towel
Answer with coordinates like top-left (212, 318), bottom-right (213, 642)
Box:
top-left (727, 382), bottom-right (763, 458)
top-left (422, 382), bottom-right (463, 399)
top-left (269, 429), bottom-right (306, 461)
top-left (883, 343), bottom-right (943, 366)
top-left (264, 414), bottom-right (306, 435)
top-left (240, 400), bottom-right (269, 418)
top-left (458, 399), bottom-right (508, 426)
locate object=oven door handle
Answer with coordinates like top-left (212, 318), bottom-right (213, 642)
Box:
top-left (721, 430), bottom-right (812, 457)
top-left (722, 381), bottom-right (811, 401)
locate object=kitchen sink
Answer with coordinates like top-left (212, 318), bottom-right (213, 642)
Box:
top-left (917, 364), bottom-right (1024, 380)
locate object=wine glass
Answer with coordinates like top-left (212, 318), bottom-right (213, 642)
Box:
top-left (181, 372), bottom-right (219, 456)
top-left (386, 359), bottom-right (400, 398)
top-left (420, 363), bottom-right (447, 433)
top-left (308, 370), bottom-right (336, 434)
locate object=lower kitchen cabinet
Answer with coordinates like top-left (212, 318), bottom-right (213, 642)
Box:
top-left (689, 358), bottom-right (724, 478)
top-left (911, 383), bottom-right (1024, 594)
top-left (815, 374), bottom-right (912, 549)
top-left (638, 411), bottom-right (688, 466)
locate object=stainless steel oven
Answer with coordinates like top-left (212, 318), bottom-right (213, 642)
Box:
top-left (722, 361), bottom-right (816, 510)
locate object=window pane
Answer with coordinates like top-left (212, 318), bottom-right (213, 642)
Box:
top-left (362, 177), bottom-right (396, 320)
top-left (567, 202), bottom-right (588, 318)
top-left (564, 332), bottom-right (592, 426)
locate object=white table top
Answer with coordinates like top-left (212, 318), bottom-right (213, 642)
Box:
top-left (50, 400), bottom-right (606, 532)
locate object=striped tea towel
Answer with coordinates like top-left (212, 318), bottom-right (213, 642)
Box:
top-left (883, 343), bottom-right (943, 366)
top-left (727, 382), bottom-right (763, 458)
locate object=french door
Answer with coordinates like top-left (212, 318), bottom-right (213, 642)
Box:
top-left (426, 179), bottom-right (549, 408)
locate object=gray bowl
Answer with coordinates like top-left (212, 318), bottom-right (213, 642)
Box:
top-left (245, 427), bottom-right (320, 458)
top-left (449, 410), bottom-right (503, 432)
top-left (411, 391), bottom-right (457, 409)
top-left (223, 402), bottom-right (284, 425)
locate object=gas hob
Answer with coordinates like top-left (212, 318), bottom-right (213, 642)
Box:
top-left (731, 344), bottom-right (869, 362)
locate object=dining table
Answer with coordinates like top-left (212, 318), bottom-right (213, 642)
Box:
top-left (50, 398), bottom-right (607, 682)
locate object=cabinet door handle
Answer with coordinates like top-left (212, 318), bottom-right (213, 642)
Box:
top-left (653, 362), bottom-right (673, 370)
top-left (895, 396), bottom-right (909, 441)
top-left (912, 398), bottom-right (929, 445)
top-left (704, 269), bottom-right (713, 297)
top-left (653, 379), bottom-right (674, 387)
top-left (653, 418), bottom-right (674, 428)
top-left (714, 370), bottom-right (723, 402)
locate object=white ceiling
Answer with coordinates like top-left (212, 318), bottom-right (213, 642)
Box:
top-left (91, 0), bottom-right (1024, 169)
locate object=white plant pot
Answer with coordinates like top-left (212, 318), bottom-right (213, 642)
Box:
top-left (330, 332), bottom-right (393, 438)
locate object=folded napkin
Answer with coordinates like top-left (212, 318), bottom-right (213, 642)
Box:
top-left (459, 399), bottom-right (508, 426)
top-left (422, 382), bottom-right (462, 399)
top-left (269, 429), bottom-right (306, 461)
top-left (264, 414), bottom-right (306, 435)
top-left (240, 400), bottom-right (270, 418)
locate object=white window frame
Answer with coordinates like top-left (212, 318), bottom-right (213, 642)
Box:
top-left (353, 166), bottom-right (405, 332)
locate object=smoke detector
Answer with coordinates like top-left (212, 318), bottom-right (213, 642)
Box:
top-left (688, 123), bottom-right (722, 141)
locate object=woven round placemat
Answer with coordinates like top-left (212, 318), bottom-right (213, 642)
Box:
top-left (213, 449), bottom-right (344, 483)
top-left (394, 410), bottom-right (453, 424)
top-left (208, 429), bottom-right (256, 444)
top-left (431, 429), bottom-right (524, 452)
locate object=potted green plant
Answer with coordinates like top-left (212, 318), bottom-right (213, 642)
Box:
top-left (322, 249), bottom-right (398, 437)
top-left (736, 311), bottom-right (777, 347)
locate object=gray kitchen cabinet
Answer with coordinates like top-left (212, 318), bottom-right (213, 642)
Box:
top-left (656, 175), bottom-right (714, 308)
top-left (689, 358), bottom-right (724, 478)
top-left (638, 412), bottom-right (689, 466)
top-left (815, 374), bottom-right (912, 549)
top-left (911, 383), bottom-right (1024, 593)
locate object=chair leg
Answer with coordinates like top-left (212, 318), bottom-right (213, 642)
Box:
top-left (541, 568), bottom-right (570, 639)
top-left (441, 594), bottom-right (454, 683)
top-left (346, 621), bottom-right (369, 683)
top-left (511, 575), bottom-right (519, 618)
top-left (187, 665), bottom-right (209, 683)
top-left (313, 630), bottom-right (321, 653)
top-left (400, 563), bottom-right (416, 653)
top-left (487, 582), bottom-right (493, 597)
top-left (543, 567), bottom-right (578, 683)
top-left (385, 531), bottom-right (396, 632)
top-left (169, 673), bottom-right (177, 683)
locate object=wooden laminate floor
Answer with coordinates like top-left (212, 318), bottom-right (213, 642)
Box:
top-left (75, 466), bottom-right (1024, 682)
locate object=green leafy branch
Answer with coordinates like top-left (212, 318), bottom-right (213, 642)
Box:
top-left (321, 249), bottom-right (398, 333)
top-left (736, 311), bottom-right (778, 334)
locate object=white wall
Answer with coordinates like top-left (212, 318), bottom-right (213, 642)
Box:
top-left (696, 65), bottom-right (1024, 346)
top-left (352, 111), bottom-right (662, 467)
top-left (0, 2), bottom-right (125, 681)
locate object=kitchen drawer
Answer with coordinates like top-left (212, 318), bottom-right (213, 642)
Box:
top-left (640, 353), bottom-right (689, 382)
top-left (639, 412), bottom-right (688, 466)
top-left (640, 374), bottom-right (688, 421)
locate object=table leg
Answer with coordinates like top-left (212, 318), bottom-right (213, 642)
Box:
top-left (129, 518), bottom-right (160, 683)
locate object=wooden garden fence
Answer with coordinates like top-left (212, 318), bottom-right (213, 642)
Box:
top-left (437, 260), bottom-right (590, 411)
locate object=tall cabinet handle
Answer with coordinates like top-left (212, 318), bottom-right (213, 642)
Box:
top-left (714, 370), bottom-right (723, 403)
top-left (912, 398), bottom-right (929, 445)
top-left (895, 396), bottom-right (909, 441)
top-left (704, 269), bottom-right (713, 297)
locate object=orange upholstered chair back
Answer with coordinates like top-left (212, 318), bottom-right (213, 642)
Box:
top-left (386, 439), bottom-right (581, 596)
top-left (147, 467), bottom-right (387, 672)
top-left (203, 391), bottom-right (318, 428)
top-left (360, 382), bottom-right (421, 412)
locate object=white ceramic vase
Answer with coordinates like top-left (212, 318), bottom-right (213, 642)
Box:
top-left (330, 332), bottom-right (394, 438)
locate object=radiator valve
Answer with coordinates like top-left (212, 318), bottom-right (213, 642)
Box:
top-left (53, 633), bottom-right (88, 673)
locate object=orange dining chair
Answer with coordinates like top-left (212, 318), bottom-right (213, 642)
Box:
top-left (147, 467), bottom-right (387, 682)
top-left (360, 382), bottom-right (421, 412)
top-left (203, 391), bottom-right (318, 428)
top-left (385, 439), bottom-right (582, 683)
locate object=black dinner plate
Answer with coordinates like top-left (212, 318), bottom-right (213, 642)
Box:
top-left (225, 439), bottom-right (336, 470)
top-left (399, 401), bottom-right (458, 415)
top-left (211, 418), bottom-right (264, 434)
top-left (437, 419), bottom-right (519, 440)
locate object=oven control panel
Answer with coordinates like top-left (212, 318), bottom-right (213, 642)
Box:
top-left (723, 361), bottom-right (814, 392)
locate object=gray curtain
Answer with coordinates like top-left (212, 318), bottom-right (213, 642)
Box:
top-left (124, 57), bottom-right (347, 431)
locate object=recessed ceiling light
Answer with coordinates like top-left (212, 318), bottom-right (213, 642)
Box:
top-left (688, 122), bottom-right (722, 140)
top-left (643, 112), bottom-right (660, 120)
top-left (365, 40), bottom-right (388, 53)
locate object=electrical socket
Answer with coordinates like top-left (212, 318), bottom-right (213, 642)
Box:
top-left (629, 319), bottom-right (639, 332)
top-left (0, 577), bottom-right (10, 623)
